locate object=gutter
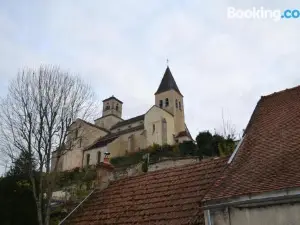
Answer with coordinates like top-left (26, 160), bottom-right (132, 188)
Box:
top-left (203, 189), bottom-right (300, 210)
top-left (58, 189), bottom-right (95, 225)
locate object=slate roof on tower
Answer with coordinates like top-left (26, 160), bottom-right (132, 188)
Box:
top-left (155, 66), bottom-right (183, 96)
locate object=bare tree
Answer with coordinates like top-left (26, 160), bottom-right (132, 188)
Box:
top-left (220, 109), bottom-right (237, 140)
top-left (0, 65), bottom-right (99, 225)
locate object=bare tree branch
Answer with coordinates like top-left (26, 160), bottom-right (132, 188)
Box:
top-left (0, 65), bottom-right (99, 225)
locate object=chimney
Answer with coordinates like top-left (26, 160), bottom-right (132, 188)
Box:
top-left (96, 152), bottom-right (114, 190)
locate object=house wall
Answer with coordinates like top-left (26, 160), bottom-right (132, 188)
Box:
top-left (144, 106), bottom-right (175, 146)
top-left (148, 157), bottom-right (199, 172)
top-left (83, 146), bottom-right (108, 167)
top-left (206, 203), bottom-right (300, 225)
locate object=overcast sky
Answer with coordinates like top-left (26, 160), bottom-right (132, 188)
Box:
top-left (0, 1), bottom-right (299, 173)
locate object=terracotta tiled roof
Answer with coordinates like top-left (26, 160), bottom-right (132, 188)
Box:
top-left (62, 157), bottom-right (228, 225)
top-left (176, 130), bottom-right (189, 138)
top-left (110, 114), bottom-right (144, 130)
top-left (203, 85), bottom-right (300, 202)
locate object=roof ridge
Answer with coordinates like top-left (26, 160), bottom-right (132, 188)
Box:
top-left (78, 119), bottom-right (110, 133)
top-left (261, 84), bottom-right (300, 99)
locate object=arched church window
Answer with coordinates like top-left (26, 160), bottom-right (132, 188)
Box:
top-left (179, 101), bottom-right (182, 110)
top-left (116, 104), bottom-right (119, 111)
top-left (175, 99), bottom-right (178, 108)
top-left (165, 98), bottom-right (169, 107)
top-left (159, 100), bottom-right (163, 108)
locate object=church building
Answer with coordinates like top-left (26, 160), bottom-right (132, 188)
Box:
top-left (52, 66), bottom-right (192, 171)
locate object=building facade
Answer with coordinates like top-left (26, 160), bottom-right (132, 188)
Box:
top-left (52, 66), bottom-right (192, 171)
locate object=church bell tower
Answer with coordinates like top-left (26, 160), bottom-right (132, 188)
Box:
top-left (154, 66), bottom-right (185, 134)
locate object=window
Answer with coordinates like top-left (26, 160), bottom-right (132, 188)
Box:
top-left (74, 129), bottom-right (78, 139)
top-left (78, 138), bottom-right (82, 147)
top-left (116, 104), bottom-right (119, 111)
top-left (97, 152), bottom-right (101, 164)
top-left (152, 124), bottom-right (155, 134)
top-left (179, 101), bottom-right (182, 110)
top-left (105, 103), bottom-right (110, 110)
top-left (159, 100), bottom-right (163, 108)
top-left (175, 99), bottom-right (178, 108)
top-left (165, 98), bottom-right (169, 107)
top-left (86, 154), bottom-right (90, 166)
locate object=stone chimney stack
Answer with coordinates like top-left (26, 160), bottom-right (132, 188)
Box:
top-left (96, 152), bottom-right (114, 190)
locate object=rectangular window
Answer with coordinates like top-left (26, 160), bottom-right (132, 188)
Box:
top-left (74, 129), bottom-right (78, 139)
top-left (78, 138), bottom-right (82, 147)
top-left (152, 124), bottom-right (155, 134)
top-left (179, 101), bottom-right (182, 110)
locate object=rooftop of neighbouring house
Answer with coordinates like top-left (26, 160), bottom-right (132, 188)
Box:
top-left (203, 85), bottom-right (300, 203)
top-left (61, 157), bottom-right (228, 225)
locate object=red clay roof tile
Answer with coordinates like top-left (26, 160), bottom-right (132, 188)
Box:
top-left (62, 157), bottom-right (227, 225)
top-left (203, 85), bottom-right (300, 202)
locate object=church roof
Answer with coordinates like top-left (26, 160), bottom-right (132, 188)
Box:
top-left (102, 96), bottom-right (123, 104)
top-left (61, 157), bottom-right (228, 225)
top-left (203, 85), bottom-right (300, 203)
top-left (155, 66), bottom-right (182, 96)
top-left (110, 114), bottom-right (145, 130)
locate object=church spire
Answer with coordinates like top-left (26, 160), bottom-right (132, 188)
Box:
top-left (155, 66), bottom-right (182, 96)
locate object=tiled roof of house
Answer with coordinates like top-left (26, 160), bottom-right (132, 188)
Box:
top-left (155, 66), bottom-right (182, 96)
top-left (62, 157), bottom-right (228, 225)
top-left (203, 85), bottom-right (300, 202)
top-left (110, 114), bottom-right (145, 130)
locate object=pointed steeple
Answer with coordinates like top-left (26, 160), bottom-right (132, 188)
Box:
top-left (155, 66), bottom-right (182, 96)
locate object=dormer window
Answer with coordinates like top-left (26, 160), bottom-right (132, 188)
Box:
top-left (159, 100), bottom-right (163, 108)
top-left (165, 98), bottom-right (169, 107)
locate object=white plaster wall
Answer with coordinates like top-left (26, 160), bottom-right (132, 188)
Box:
top-left (83, 146), bottom-right (108, 167)
top-left (208, 203), bottom-right (300, 225)
top-left (148, 157), bottom-right (199, 172)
